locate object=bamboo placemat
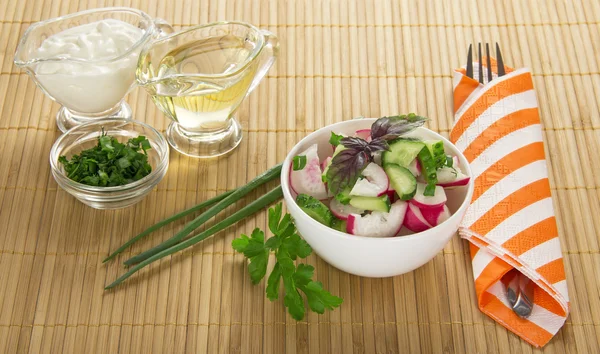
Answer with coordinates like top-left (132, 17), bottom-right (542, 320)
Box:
top-left (1, 0), bottom-right (599, 353)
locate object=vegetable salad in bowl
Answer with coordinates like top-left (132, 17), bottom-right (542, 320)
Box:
top-left (289, 114), bottom-right (471, 238)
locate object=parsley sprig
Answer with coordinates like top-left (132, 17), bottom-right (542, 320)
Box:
top-left (58, 130), bottom-right (152, 187)
top-left (232, 203), bottom-right (343, 320)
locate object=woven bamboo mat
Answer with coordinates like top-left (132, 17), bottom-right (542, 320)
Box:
top-left (1, 0), bottom-right (599, 353)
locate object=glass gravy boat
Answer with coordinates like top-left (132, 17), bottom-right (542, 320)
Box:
top-left (14, 7), bottom-right (173, 132)
top-left (136, 21), bottom-right (279, 158)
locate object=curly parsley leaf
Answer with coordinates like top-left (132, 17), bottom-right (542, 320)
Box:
top-left (294, 264), bottom-right (343, 314)
top-left (329, 132), bottom-right (344, 146)
top-left (231, 228), bottom-right (269, 284)
top-left (232, 203), bottom-right (343, 320)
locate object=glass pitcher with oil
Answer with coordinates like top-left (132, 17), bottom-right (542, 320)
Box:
top-left (136, 21), bottom-right (279, 158)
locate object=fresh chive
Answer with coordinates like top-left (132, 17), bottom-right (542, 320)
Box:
top-left (292, 155), bottom-right (307, 171)
top-left (424, 183), bottom-right (436, 197)
top-left (123, 163), bottom-right (282, 266)
top-left (105, 186), bottom-right (284, 289)
top-left (103, 189), bottom-right (237, 263)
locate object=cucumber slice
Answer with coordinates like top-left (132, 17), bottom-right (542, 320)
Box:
top-left (382, 139), bottom-right (426, 167)
top-left (417, 146), bottom-right (438, 184)
top-left (384, 163), bottom-right (417, 200)
top-left (296, 194), bottom-right (335, 226)
top-left (349, 195), bottom-right (391, 212)
top-left (424, 140), bottom-right (446, 169)
top-left (331, 218), bottom-right (347, 232)
top-left (335, 187), bottom-right (352, 205)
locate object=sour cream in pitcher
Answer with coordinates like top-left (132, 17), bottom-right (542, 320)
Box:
top-left (34, 19), bottom-right (143, 113)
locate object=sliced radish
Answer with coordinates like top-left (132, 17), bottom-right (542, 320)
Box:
top-left (407, 159), bottom-right (421, 177)
top-left (403, 203), bottom-right (433, 232)
top-left (330, 198), bottom-right (365, 220)
top-left (289, 144), bottom-right (328, 200)
top-left (452, 156), bottom-right (460, 168)
top-left (421, 205), bottom-right (451, 226)
top-left (385, 189), bottom-right (397, 203)
top-left (355, 129), bottom-right (371, 142)
top-left (349, 163), bottom-right (389, 197)
top-left (436, 166), bottom-right (471, 187)
top-left (346, 200), bottom-right (408, 237)
top-left (321, 156), bottom-right (332, 172)
top-left (410, 183), bottom-right (447, 209)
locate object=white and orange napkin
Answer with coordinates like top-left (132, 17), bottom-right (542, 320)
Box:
top-left (450, 59), bottom-right (569, 347)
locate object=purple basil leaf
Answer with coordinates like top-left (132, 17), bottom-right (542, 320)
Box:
top-left (339, 137), bottom-right (369, 150)
top-left (325, 149), bottom-right (370, 194)
top-left (365, 138), bottom-right (389, 154)
top-left (370, 114), bottom-right (428, 141)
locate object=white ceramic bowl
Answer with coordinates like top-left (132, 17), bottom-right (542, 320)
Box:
top-left (281, 118), bottom-right (474, 277)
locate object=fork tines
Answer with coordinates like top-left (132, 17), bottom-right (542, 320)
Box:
top-left (466, 42), bottom-right (506, 83)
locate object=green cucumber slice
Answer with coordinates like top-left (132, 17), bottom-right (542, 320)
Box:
top-left (417, 146), bottom-right (438, 184)
top-left (424, 140), bottom-right (446, 169)
top-left (384, 163), bottom-right (417, 200)
top-left (296, 194), bottom-right (335, 226)
top-left (382, 139), bottom-right (426, 168)
top-left (331, 218), bottom-right (347, 232)
top-left (349, 195), bottom-right (391, 213)
top-left (335, 187), bottom-right (352, 205)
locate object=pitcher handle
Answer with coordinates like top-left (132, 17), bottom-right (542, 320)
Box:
top-left (153, 18), bottom-right (175, 38)
top-left (247, 30), bottom-right (279, 95)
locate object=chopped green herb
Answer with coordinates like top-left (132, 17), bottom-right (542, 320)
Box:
top-left (232, 203), bottom-right (343, 320)
top-left (293, 155), bottom-right (307, 171)
top-left (329, 132), bottom-right (344, 146)
top-left (424, 183), bottom-right (436, 197)
top-left (58, 130), bottom-right (152, 187)
top-left (445, 155), bottom-right (454, 168)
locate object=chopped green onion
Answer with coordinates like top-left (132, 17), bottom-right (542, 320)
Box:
top-left (293, 155), bottom-right (307, 171)
top-left (424, 183), bottom-right (436, 197)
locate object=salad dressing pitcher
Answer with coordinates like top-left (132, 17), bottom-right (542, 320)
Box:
top-left (136, 21), bottom-right (279, 158)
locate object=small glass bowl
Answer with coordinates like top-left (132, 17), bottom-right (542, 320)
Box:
top-left (50, 119), bottom-right (169, 209)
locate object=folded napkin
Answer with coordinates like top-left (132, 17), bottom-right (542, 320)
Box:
top-left (450, 59), bottom-right (569, 347)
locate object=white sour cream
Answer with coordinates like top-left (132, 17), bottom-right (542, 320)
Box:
top-left (34, 19), bottom-right (144, 114)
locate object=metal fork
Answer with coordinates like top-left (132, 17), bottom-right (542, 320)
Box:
top-left (465, 42), bottom-right (505, 84)
top-left (465, 42), bottom-right (534, 318)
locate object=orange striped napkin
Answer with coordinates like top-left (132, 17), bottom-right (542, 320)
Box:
top-left (449, 59), bottom-right (569, 347)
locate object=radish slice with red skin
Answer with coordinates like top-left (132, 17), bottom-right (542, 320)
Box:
top-left (330, 198), bottom-right (364, 220)
top-left (289, 144), bottom-right (328, 200)
top-left (421, 205), bottom-right (451, 226)
top-left (436, 166), bottom-right (471, 187)
top-left (410, 183), bottom-right (447, 209)
top-left (346, 200), bottom-right (408, 237)
top-left (452, 156), bottom-right (460, 168)
top-left (349, 163), bottom-right (389, 197)
top-left (407, 159), bottom-right (421, 177)
top-left (437, 176), bottom-right (471, 188)
top-left (355, 129), bottom-right (371, 142)
top-left (403, 203), bottom-right (433, 232)
top-left (385, 190), bottom-right (397, 203)
top-left (321, 156), bottom-right (332, 172)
